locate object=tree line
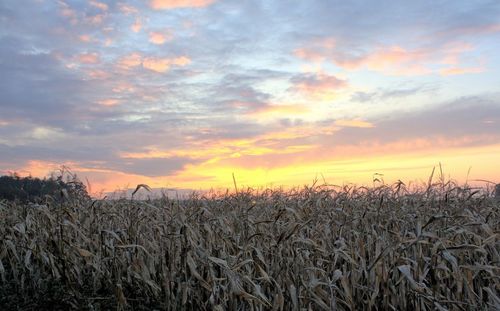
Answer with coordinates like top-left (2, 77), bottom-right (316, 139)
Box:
top-left (0, 173), bottom-right (90, 202)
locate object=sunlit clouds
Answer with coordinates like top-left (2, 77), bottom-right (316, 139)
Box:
top-left (1, 0), bottom-right (500, 194)
top-left (290, 73), bottom-right (348, 101)
top-left (131, 19), bottom-right (142, 33)
top-left (149, 31), bottom-right (173, 45)
top-left (295, 41), bottom-right (487, 76)
top-left (150, 0), bottom-right (216, 10)
top-left (77, 52), bottom-right (100, 64)
top-left (118, 53), bottom-right (143, 69)
top-left (116, 53), bottom-right (190, 72)
top-left (89, 1), bottom-right (109, 11)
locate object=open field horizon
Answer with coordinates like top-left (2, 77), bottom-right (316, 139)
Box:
top-left (3, 156), bottom-right (500, 197)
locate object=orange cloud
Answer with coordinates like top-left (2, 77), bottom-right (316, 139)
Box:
top-left (191, 134), bottom-right (499, 174)
top-left (120, 125), bottom-right (324, 162)
top-left (143, 56), bottom-right (191, 72)
top-left (149, 31), bottom-right (173, 45)
top-left (89, 0), bottom-right (108, 11)
top-left (118, 53), bottom-right (143, 69)
top-left (150, 0), bottom-right (215, 9)
top-left (78, 34), bottom-right (92, 42)
top-left (9, 160), bottom-right (62, 179)
top-left (352, 46), bottom-right (431, 75)
top-left (6, 160), bottom-right (155, 197)
top-left (142, 58), bottom-right (171, 73)
top-left (119, 3), bottom-right (138, 14)
top-left (117, 53), bottom-right (190, 72)
top-left (131, 18), bottom-right (142, 33)
top-left (77, 52), bottom-right (100, 64)
top-left (161, 135), bottom-right (500, 190)
top-left (439, 66), bottom-right (484, 76)
top-left (240, 103), bottom-right (313, 122)
top-left (150, 120), bottom-right (469, 176)
top-left (249, 104), bottom-right (309, 118)
top-left (96, 99), bottom-right (120, 106)
top-left (170, 56), bottom-right (191, 66)
top-left (119, 134), bottom-right (319, 182)
top-left (335, 119), bottom-right (374, 128)
top-left (14, 139), bottom-right (500, 194)
top-left (295, 40), bottom-right (483, 76)
top-left (86, 69), bottom-right (110, 79)
top-left (360, 43), bottom-right (476, 75)
top-left (13, 133), bottom-right (500, 194)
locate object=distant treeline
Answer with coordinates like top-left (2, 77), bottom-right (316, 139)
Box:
top-left (0, 173), bottom-right (90, 202)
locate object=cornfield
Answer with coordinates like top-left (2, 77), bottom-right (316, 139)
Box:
top-left (0, 180), bottom-right (499, 310)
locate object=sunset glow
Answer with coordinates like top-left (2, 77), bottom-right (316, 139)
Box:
top-left (1, 1), bottom-right (499, 194)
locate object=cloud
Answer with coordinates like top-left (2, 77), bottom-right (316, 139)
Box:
top-left (117, 53), bottom-right (143, 69)
top-left (84, 13), bottom-right (106, 26)
top-left (350, 85), bottom-right (437, 103)
top-left (78, 34), bottom-right (92, 42)
top-left (170, 56), bottom-right (191, 66)
top-left (0, 125), bottom-right (67, 146)
top-left (0, 37), bottom-right (95, 123)
top-left (142, 56), bottom-right (191, 72)
top-left (335, 119), bottom-right (374, 128)
top-left (77, 52), bottom-right (100, 64)
top-left (150, 0), bottom-right (216, 10)
top-left (330, 96), bottom-right (500, 147)
top-left (290, 72), bottom-right (348, 100)
top-left (112, 156), bottom-right (195, 177)
top-left (86, 69), bottom-right (110, 80)
top-left (96, 99), bottom-right (120, 106)
top-left (89, 1), bottom-right (108, 11)
top-left (58, 1), bottom-right (78, 23)
top-left (350, 91), bottom-right (376, 103)
top-left (119, 4), bottom-right (138, 14)
top-left (117, 53), bottom-right (190, 73)
top-left (187, 97), bottom-right (500, 174)
top-left (131, 18), bottom-right (142, 33)
top-left (439, 66), bottom-right (484, 76)
top-left (348, 46), bottom-right (432, 75)
top-left (434, 23), bottom-right (500, 40)
top-left (31, 126), bottom-right (67, 141)
top-left (149, 31), bottom-right (173, 45)
top-left (208, 95), bottom-right (500, 170)
top-left (247, 104), bottom-right (309, 119)
top-left (295, 40), bottom-right (484, 76)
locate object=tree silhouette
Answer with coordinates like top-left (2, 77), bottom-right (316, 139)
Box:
top-left (0, 172), bottom-right (90, 202)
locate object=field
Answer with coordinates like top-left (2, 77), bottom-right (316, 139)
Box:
top-left (0, 180), bottom-right (499, 310)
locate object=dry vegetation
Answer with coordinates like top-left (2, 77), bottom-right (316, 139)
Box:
top-left (1, 178), bottom-right (499, 310)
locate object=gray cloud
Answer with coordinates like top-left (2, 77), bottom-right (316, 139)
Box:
top-left (108, 157), bottom-right (196, 177)
top-left (350, 85), bottom-right (438, 103)
top-left (333, 95), bottom-right (500, 145)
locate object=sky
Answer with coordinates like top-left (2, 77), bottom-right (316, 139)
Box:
top-left (1, 0), bottom-right (500, 194)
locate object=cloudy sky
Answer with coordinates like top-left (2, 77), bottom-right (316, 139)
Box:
top-left (1, 0), bottom-right (500, 193)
